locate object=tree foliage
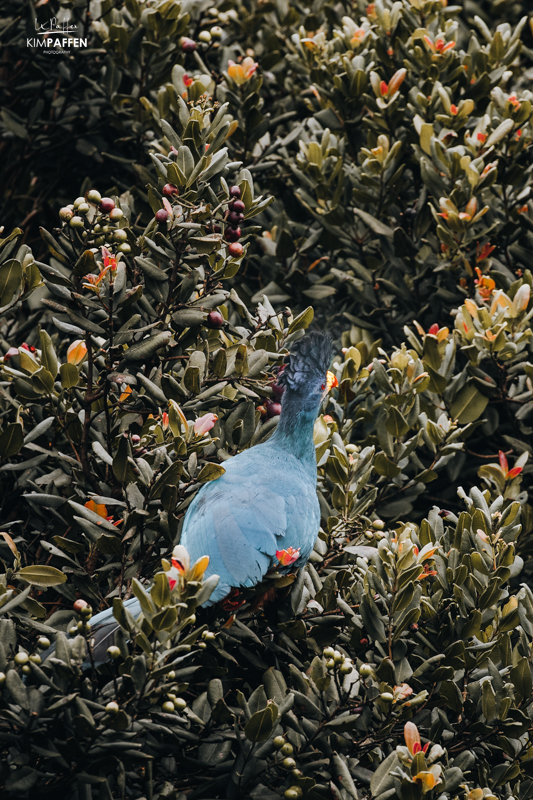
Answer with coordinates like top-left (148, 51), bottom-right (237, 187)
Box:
top-left (1, 0), bottom-right (533, 798)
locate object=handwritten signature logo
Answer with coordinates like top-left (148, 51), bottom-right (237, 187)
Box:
top-left (34, 17), bottom-right (79, 35)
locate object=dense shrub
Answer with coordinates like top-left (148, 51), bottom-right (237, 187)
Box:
top-left (1, 1), bottom-right (533, 798)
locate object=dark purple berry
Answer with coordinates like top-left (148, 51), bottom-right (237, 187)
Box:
top-left (224, 227), bottom-right (241, 243)
top-left (227, 211), bottom-right (241, 226)
top-left (228, 242), bottom-right (243, 257)
top-left (181, 37), bottom-right (196, 53)
top-left (266, 400), bottom-right (282, 418)
top-left (208, 310), bottom-right (224, 328)
top-left (100, 197), bottom-right (115, 213)
top-left (230, 199), bottom-right (245, 214)
top-left (163, 184), bottom-right (178, 197)
top-left (156, 209), bottom-right (169, 223)
top-left (229, 185), bottom-right (242, 198)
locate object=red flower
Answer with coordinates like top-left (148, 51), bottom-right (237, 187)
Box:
top-left (183, 73), bottom-right (193, 87)
top-left (428, 323), bottom-right (439, 335)
top-left (477, 132), bottom-right (487, 143)
top-left (450, 104), bottom-right (458, 115)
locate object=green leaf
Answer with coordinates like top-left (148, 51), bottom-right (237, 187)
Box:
top-left (73, 250), bottom-right (98, 277)
top-left (244, 703), bottom-right (278, 742)
top-left (0, 259), bottom-right (22, 305)
top-left (353, 207), bottom-right (393, 237)
top-left (450, 384), bottom-right (489, 424)
top-left (17, 565), bottom-right (67, 586)
top-left (197, 463), bottom-right (226, 482)
top-left (39, 329), bottom-right (58, 377)
top-left (113, 436), bottom-right (132, 484)
top-left (124, 332), bottom-right (172, 361)
top-left (288, 306), bottom-right (314, 334)
top-left (60, 363), bottom-right (79, 388)
top-left (0, 423), bottom-right (23, 459)
top-left (385, 407), bottom-right (409, 437)
top-left (373, 452), bottom-right (401, 477)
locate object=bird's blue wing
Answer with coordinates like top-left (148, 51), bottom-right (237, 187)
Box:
top-left (181, 447), bottom-right (320, 604)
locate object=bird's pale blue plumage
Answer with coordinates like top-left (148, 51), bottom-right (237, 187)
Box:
top-left (181, 330), bottom-right (332, 604)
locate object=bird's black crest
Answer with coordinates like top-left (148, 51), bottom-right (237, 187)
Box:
top-left (277, 331), bottom-right (333, 391)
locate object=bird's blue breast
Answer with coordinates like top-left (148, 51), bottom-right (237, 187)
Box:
top-left (180, 440), bottom-right (320, 604)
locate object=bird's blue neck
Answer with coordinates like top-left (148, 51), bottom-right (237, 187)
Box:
top-left (270, 389), bottom-right (320, 464)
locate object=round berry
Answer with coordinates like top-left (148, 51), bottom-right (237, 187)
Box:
top-left (326, 658), bottom-right (335, 670)
top-left (208, 310), bottom-right (225, 328)
top-left (228, 242), bottom-right (243, 258)
top-left (167, 670), bottom-right (176, 679)
top-left (226, 211), bottom-right (242, 226)
top-left (155, 209), bottom-right (169, 223)
top-left (224, 227), bottom-right (241, 243)
top-left (281, 743), bottom-right (294, 756)
top-left (323, 646), bottom-right (335, 658)
top-left (59, 207), bottom-right (74, 221)
top-left (69, 626), bottom-right (79, 636)
top-left (274, 735), bottom-right (286, 749)
top-left (87, 189), bottom-right (102, 204)
top-left (119, 243), bottom-right (131, 254)
top-left (162, 701), bottom-right (175, 713)
top-left (271, 382), bottom-right (285, 399)
top-left (282, 757), bottom-right (296, 770)
top-left (372, 519), bottom-right (385, 530)
top-left (163, 184), bottom-right (178, 197)
top-left (110, 208), bottom-right (124, 221)
top-left (14, 652), bottom-right (29, 666)
top-left (333, 650), bottom-right (343, 663)
top-left (360, 637), bottom-right (369, 645)
top-left (284, 789), bottom-right (302, 800)
top-left (266, 401), bottom-right (282, 418)
top-left (38, 637), bottom-right (51, 650)
top-left (81, 605), bottom-right (92, 618)
top-left (77, 620), bottom-right (85, 631)
top-left (207, 6), bottom-right (218, 16)
top-left (381, 692), bottom-right (394, 703)
top-left (174, 697), bottom-right (187, 711)
top-left (22, 665), bottom-right (31, 675)
top-left (29, 654), bottom-right (42, 665)
top-left (113, 229), bottom-right (128, 242)
top-left (181, 37), bottom-right (196, 53)
top-left (359, 663), bottom-right (373, 677)
top-left (131, 434), bottom-right (141, 443)
top-left (339, 662), bottom-right (352, 674)
top-left (198, 30), bottom-right (211, 43)
top-left (229, 185), bottom-right (242, 198)
top-left (0, 672), bottom-right (5, 686)
top-left (73, 599), bottom-right (89, 614)
top-left (107, 646), bottom-right (121, 660)
top-left (100, 197), bottom-right (116, 214)
top-left (106, 701), bottom-right (119, 714)
top-left (230, 199), bottom-right (245, 213)
top-left (78, 202), bottom-right (90, 214)
top-left (74, 196), bottom-right (86, 208)
top-left (210, 26), bottom-right (223, 38)
top-left (69, 216), bottom-right (84, 229)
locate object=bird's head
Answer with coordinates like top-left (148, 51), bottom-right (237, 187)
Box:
top-left (276, 331), bottom-right (335, 408)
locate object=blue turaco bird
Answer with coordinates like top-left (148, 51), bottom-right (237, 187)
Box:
top-left (181, 329), bottom-right (334, 603)
top-left (42, 331), bottom-right (333, 661)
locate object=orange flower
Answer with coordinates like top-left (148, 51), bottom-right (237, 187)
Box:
top-left (162, 412), bottom-right (169, 430)
top-left (227, 57), bottom-right (258, 85)
top-left (474, 267), bottom-right (495, 300)
top-left (350, 28), bottom-right (366, 47)
top-left (119, 385), bottom-right (132, 402)
top-left (67, 340), bottom-right (87, 365)
top-left (508, 94), bottom-right (520, 109)
top-left (325, 371), bottom-right (338, 391)
top-left (380, 80), bottom-right (388, 96)
top-left (323, 415), bottom-right (334, 423)
top-left (417, 564), bottom-right (438, 580)
top-left (183, 73), bottom-right (193, 87)
top-left (450, 104), bottom-right (458, 115)
top-left (85, 499), bottom-right (108, 519)
top-left (477, 132), bottom-right (487, 143)
top-left (102, 247), bottom-right (117, 271)
top-left (366, 3), bottom-right (376, 17)
top-left (167, 544), bottom-right (209, 590)
top-left (477, 243), bottom-right (496, 262)
top-left (276, 546), bottom-right (301, 566)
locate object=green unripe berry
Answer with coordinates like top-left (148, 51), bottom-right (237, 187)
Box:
top-left (38, 637), bottom-right (51, 650)
top-left (333, 650), bottom-right (344, 663)
top-left (84, 622), bottom-right (91, 633)
top-left (326, 658), bottom-right (335, 670)
top-left (284, 790), bottom-right (301, 800)
top-left (69, 626), bottom-right (78, 636)
top-left (78, 202), bottom-right (90, 214)
top-left (119, 243), bottom-right (131, 254)
top-left (113, 229), bottom-right (128, 243)
top-left (78, 620), bottom-right (84, 631)
top-left (59, 207), bottom-right (73, 221)
top-left (380, 692), bottom-right (394, 703)
top-left (167, 670), bottom-right (176, 679)
top-left (273, 735), bottom-right (286, 749)
top-left (81, 605), bottom-right (92, 618)
top-left (292, 769), bottom-right (304, 779)
top-left (359, 663), bottom-right (373, 678)
top-left (22, 664), bottom-right (31, 675)
top-left (167, 693), bottom-right (177, 701)
top-left (345, 444), bottom-right (357, 454)
top-left (203, 631), bottom-right (216, 642)
top-left (372, 519), bottom-right (385, 531)
top-left (106, 701), bottom-right (119, 714)
top-left (282, 757), bottom-right (296, 770)
top-left (162, 701), bottom-right (175, 713)
top-left (364, 530), bottom-right (374, 539)
top-left (323, 646), bottom-right (335, 658)
top-left (174, 697), bottom-right (187, 711)
top-left (207, 6), bottom-right (218, 15)
top-left (281, 743), bottom-right (294, 756)
top-left (101, 224), bottom-right (111, 233)
top-left (198, 30), bottom-right (212, 42)
top-left (95, 236), bottom-right (106, 246)
top-left (339, 662), bottom-right (352, 674)
top-left (14, 652), bottom-right (29, 666)
top-left (93, 223), bottom-right (102, 233)
top-left (210, 26), bottom-right (223, 38)
top-left (107, 646), bottom-right (121, 660)
top-left (74, 196), bottom-right (86, 207)
top-left (29, 654), bottom-right (42, 665)
top-left (109, 208), bottom-right (124, 221)
top-left (0, 672), bottom-right (5, 686)
top-left (87, 189), bottom-right (102, 204)
top-left (69, 216), bottom-right (84, 229)
top-left (198, 641), bottom-right (207, 649)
